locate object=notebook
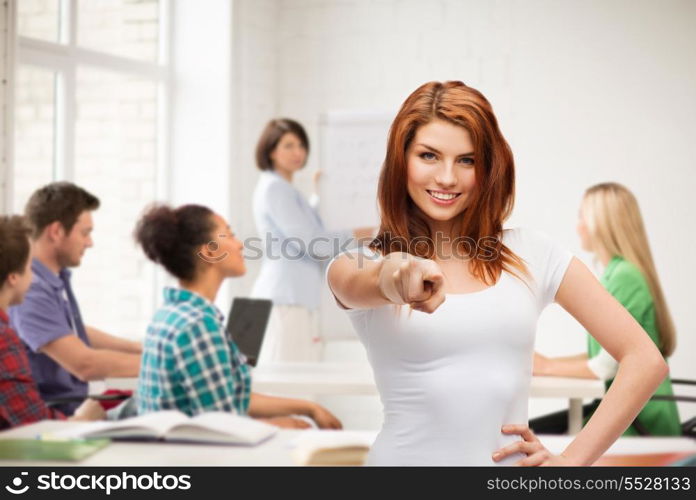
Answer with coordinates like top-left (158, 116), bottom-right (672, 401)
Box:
top-left (49, 411), bottom-right (277, 446)
top-left (0, 438), bottom-right (110, 462)
top-left (290, 431), bottom-right (375, 466)
top-left (225, 298), bottom-right (273, 366)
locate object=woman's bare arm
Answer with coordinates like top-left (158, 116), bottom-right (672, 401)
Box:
top-left (327, 251), bottom-right (445, 313)
top-left (327, 251), bottom-right (391, 310)
top-left (555, 353), bottom-right (589, 362)
top-left (553, 257), bottom-right (668, 465)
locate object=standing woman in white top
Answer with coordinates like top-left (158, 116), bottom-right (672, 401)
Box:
top-left (326, 81), bottom-right (669, 466)
top-left (251, 118), bottom-right (374, 364)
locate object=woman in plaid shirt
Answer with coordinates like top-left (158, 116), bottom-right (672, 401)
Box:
top-left (134, 204), bottom-right (341, 429)
top-left (0, 215), bottom-right (103, 429)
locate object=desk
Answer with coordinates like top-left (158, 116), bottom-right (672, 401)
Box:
top-left (0, 421), bottom-right (304, 466)
top-left (105, 363), bottom-right (605, 435)
top-left (530, 375), bottom-right (605, 434)
top-left (250, 363), bottom-right (605, 435)
top-left (1, 421), bottom-right (694, 467)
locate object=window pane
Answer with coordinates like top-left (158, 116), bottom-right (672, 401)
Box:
top-left (13, 65), bottom-right (57, 212)
top-left (17, 0), bottom-right (62, 43)
top-left (73, 67), bottom-right (158, 340)
top-left (77, 0), bottom-right (160, 62)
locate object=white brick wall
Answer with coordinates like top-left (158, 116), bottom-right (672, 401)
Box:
top-left (72, 69), bottom-right (158, 339)
top-left (12, 66), bottom-right (56, 213)
top-left (0, 1), bottom-right (7, 211)
top-left (228, 0), bottom-right (280, 301)
top-left (14, 1), bottom-right (162, 340)
top-left (17, 0), bottom-right (59, 42)
top-left (78, 0), bottom-right (159, 61)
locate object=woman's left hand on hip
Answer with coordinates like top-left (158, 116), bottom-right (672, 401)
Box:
top-left (493, 424), bottom-right (577, 466)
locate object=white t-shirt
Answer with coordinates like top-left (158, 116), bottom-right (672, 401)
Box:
top-left (325, 227), bottom-right (574, 466)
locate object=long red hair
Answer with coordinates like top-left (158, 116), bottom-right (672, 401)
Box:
top-left (371, 81), bottom-right (528, 285)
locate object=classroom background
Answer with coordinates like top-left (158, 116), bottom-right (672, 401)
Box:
top-left (0, 0), bottom-right (694, 431)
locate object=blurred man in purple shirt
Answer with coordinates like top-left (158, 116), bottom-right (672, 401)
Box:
top-left (9, 182), bottom-right (141, 414)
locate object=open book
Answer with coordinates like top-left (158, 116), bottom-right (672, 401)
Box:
top-left (291, 431), bottom-right (375, 466)
top-left (51, 411), bottom-right (277, 446)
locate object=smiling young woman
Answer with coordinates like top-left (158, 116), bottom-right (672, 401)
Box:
top-left (326, 81), bottom-right (669, 466)
top-left (373, 82), bottom-right (527, 289)
top-left (407, 120), bottom-right (476, 216)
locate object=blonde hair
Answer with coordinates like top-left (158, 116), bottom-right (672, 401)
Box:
top-left (581, 182), bottom-right (676, 357)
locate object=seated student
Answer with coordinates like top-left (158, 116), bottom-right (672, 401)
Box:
top-left (531, 183), bottom-right (681, 435)
top-left (0, 215), bottom-right (104, 429)
top-left (134, 203), bottom-right (342, 429)
top-left (10, 182), bottom-right (142, 416)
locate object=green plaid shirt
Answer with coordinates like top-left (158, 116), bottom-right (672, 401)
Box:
top-left (137, 287), bottom-right (251, 416)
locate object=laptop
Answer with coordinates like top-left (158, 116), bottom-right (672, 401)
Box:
top-left (225, 298), bottom-right (273, 367)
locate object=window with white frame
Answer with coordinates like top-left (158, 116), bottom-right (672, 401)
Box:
top-left (13, 0), bottom-right (169, 340)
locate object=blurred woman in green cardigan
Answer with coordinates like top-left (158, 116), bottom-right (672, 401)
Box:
top-left (531, 182), bottom-right (681, 436)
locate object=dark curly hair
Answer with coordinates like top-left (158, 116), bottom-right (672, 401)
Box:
top-left (134, 204), bottom-right (216, 281)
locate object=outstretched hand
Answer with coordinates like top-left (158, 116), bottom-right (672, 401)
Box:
top-left (380, 254), bottom-right (446, 314)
